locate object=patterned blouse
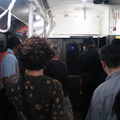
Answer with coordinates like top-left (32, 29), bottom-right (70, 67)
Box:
top-left (6, 74), bottom-right (64, 120)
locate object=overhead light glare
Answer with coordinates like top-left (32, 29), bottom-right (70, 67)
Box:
top-left (35, 14), bottom-right (41, 20)
top-left (82, 0), bottom-right (86, 2)
top-left (34, 8), bottom-right (43, 21)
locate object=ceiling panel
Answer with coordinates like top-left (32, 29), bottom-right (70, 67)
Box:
top-left (45, 0), bottom-right (109, 17)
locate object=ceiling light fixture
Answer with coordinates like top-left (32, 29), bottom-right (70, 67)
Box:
top-left (34, 8), bottom-right (43, 21)
top-left (35, 14), bottom-right (41, 20)
top-left (82, 0), bottom-right (86, 2)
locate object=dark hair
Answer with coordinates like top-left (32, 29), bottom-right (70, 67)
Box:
top-left (99, 44), bottom-right (120, 68)
top-left (6, 36), bottom-right (21, 49)
top-left (83, 37), bottom-right (94, 45)
top-left (18, 36), bottom-right (55, 71)
top-left (111, 39), bottom-right (120, 46)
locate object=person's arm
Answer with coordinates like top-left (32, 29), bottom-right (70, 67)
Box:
top-left (51, 80), bottom-right (64, 120)
top-left (85, 101), bottom-right (101, 120)
top-left (85, 90), bottom-right (101, 120)
top-left (2, 54), bottom-right (18, 85)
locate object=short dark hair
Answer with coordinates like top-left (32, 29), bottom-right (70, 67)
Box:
top-left (83, 37), bottom-right (94, 45)
top-left (111, 39), bottom-right (120, 46)
top-left (18, 36), bottom-right (55, 71)
top-left (7, 36), bottom-right (21, 49)
top-left (99, 44), bottom-right (120, 68)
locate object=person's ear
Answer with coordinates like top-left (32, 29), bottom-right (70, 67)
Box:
top-left (101, 60), bottom-right (106, 69)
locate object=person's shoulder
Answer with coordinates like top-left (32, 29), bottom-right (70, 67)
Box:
top-left (3, 53), bottom-right (15, 59)
top-left (3, 53), bottom-right (17, 64)
top-left (79, 51), bottom-right (85, 58)
top-left (56, 60), bottom-right (66, 65)
top-left (7, 74), bottom-right (19, 85)
top-left (92, 80), bottom-right (113, 102)
top-left (47, 60), bottom-right (66, 66)
top-left (46, 75), bottom-right (59, 83)
top-left (46, 76), bottom-right (62, 87)
top-left (52, 79), bottom-right (63, 89)
top-left (6, 74), bottom-right (19, 96)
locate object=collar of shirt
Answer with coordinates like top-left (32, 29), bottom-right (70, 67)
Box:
top-left (105, 70), bottom-right (120, 82)
top-left (6, 48), bottom-right (14, 54)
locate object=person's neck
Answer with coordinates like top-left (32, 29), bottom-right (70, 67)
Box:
top-left (52, 57), bottom-right (59, 60)
top-left (11, 48), bottom-right (16, 54)
top-left (25, 69), bottom-right (44, 76)
top-left (106, 67), bottom-right (120, 75)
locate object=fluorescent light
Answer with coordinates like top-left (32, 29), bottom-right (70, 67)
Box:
top-left (35, 14), bottom-right (41, 20)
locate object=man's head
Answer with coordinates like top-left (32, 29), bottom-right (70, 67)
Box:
top-left (99, 43), bottom-right (120, 74)
top-left (50, 43), bottom-right (60, 58)
top-left (7, 36), bottom-right (22, 50)
top-left (111, 39), bottom-right (120, 46)
top-left (83, 37), bottom-right (94, 46)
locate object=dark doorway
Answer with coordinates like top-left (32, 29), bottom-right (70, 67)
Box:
top-left (66, 43), bottom-right (84, 75)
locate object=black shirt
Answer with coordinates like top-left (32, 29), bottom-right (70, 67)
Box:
top-left (44, 60), bottom-right (69, 96)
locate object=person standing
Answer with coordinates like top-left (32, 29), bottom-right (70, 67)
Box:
top-left (86, 41), bottom-right (120, 120)
top-left (44, 43), bottom-right (74, 120)
top-left (6, 36), bottom-right (64, 120)
top-left (0, 36), bottom-right (22, 120)
top-left (78, 37), bottom-right (104, 120)
top-left (0, 36), bottom-right (22, 86)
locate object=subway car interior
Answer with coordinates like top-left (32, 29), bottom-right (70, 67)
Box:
top-left (0, 0), bottom-right (120, 119)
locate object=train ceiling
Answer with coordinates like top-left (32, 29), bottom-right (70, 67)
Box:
top-left (0, 0), bottom-right (120, 35)
top-left (0, 0), bottom-right (120, 24)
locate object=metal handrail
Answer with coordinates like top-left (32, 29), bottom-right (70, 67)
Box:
top-left (0, 0), bottom-right (16, 33)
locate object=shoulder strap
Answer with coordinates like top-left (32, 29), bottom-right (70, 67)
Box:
top-left (19, 74), bottom-right (35, 120)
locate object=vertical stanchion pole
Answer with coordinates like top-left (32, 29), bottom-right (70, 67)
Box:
top-left (44, 21), bottom-right (47, 38)
top-left (28, 1), bottom-right (33, 38)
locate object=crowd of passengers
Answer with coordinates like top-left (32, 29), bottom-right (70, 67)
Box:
top-left (0, 36), bottom-right (120, 120)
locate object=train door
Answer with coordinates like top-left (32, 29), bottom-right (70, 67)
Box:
top-left (66, 43), bottom-right (84, 75)
top-left (61, 38), bottom-right (84, 112)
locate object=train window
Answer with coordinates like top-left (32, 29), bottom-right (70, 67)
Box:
top-left (66, 43), bottom-right (84, 75)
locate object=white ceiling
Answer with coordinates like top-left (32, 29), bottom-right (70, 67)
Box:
top-left (45, 0), bottom-right (109, 17)
top-left (0, 0), bottom-right (113, 24)
top-left (0, 0), bottom-right (118, 32)
top-left (0, 0), bottom-right (119, 23)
